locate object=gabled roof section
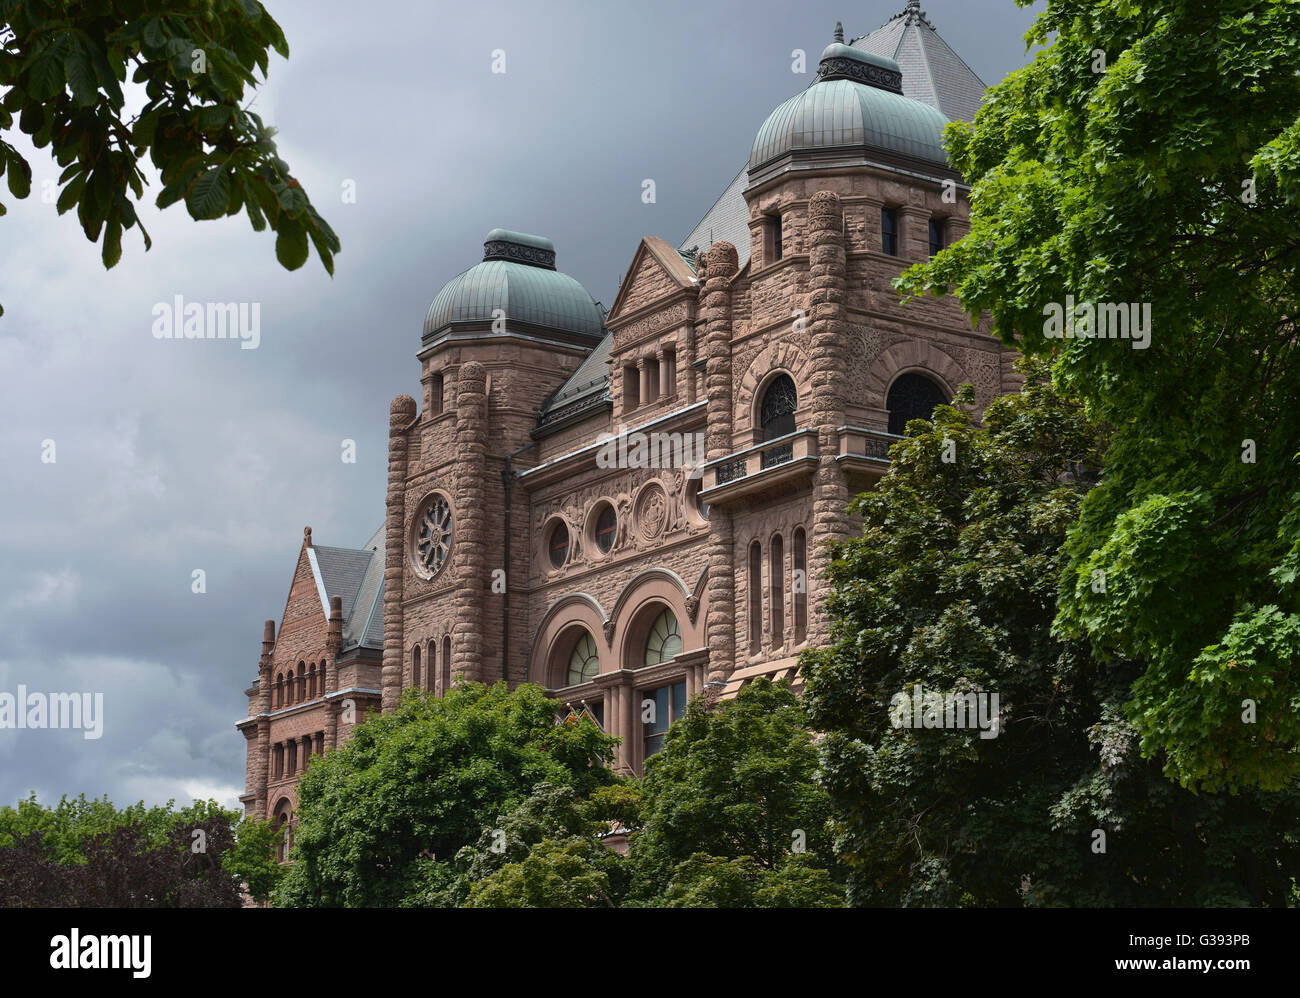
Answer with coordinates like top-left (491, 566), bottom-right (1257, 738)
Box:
top-left (606, 236), bottom-right (699, 324)
top-left (851, 1), bottom-right (987, 123)
top-left (303, 524), bottom-right (385, 654)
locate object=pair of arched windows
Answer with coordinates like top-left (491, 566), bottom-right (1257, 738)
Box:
top-left (761, 369), bottom-right (949, 441)
top-left (561, 607), bottom-right (682, 689)
top-left (749, 528), bottom-right (807, 653)
top-left (412, 635), bottom-right (454, 693)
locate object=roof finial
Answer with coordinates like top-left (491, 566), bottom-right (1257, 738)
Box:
top-left (906, 0), bottom-right (920, 9)
top-left (833, 21), bottom-right (844, 43)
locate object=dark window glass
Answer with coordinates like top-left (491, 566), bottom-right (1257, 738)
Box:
top-left (760, 374), bottom-right (797, 442)
top-left (595, 505), bottom-right (617, 553)
top-left (929, 219), bottom-right (944, 257)
top-left (772, 215), bottom-right (783, 261)
top-left (643, 681), bottom-right (687, 758)
top-left (548, 523), bottom-right (569, 568)
top-left (749, 541), bottom-right (762, 654)
top-left (882, 207), bottom-right (899, 255)
top-left (793, 528), bottom-right (807, 642)
top-left (887, 373), bottom-right (948, 435)
top-left (771, 535), bottom-right (784, 648)
top-left (412, 646), bottom-right (421, 688)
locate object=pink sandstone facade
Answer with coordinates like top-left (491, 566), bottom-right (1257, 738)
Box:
top-left (238, 6), bottom-right (1015, 839)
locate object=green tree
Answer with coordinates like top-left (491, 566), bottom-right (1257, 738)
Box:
top-left (897, 0), bottom-right (1300, 792)
top-left (272, 683), bottom-right (618, 908)
top-left (0, 0), bottom-right (338, 315)
top-left (802, 362), bottom-right (1300, 906)
top-left (626, 678), bottom-right (845, 907)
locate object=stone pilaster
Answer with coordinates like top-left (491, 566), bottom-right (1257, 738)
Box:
top-left (383, 394), bottom-right (418, 713)
top-left (325, 594), bottom-right (342, 748)
top-left (806, 191), bottom-right (851, 645)
top-left (702, 241), bottom-right (738, 683)
top-left (453, 362), bottom-right (489, 683)
top-left (254, 618), bottom-right (274, 818)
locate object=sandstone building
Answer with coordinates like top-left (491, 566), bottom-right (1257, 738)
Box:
top-left (238, 3), bottom-right (1014, 836)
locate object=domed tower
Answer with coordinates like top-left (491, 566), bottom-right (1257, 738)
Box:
top-left (689, 19), bottom-right (1014, 656)
top-left (382, 230), bottom-right (606, 709)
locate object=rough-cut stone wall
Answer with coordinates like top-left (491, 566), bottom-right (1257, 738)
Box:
top-left (452, 362), bottom-right (489, 684)
top-left (702, 241), bottom-right (739, 683)
top-left (806, 191), bottom-right (851, 646)
top-left (383, 395), bottom-right (418, 712)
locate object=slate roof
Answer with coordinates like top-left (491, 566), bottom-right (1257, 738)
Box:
top-left (309, 525), bottom-right (384, 654)
top-left (679, 2), bottom-right (987, 266)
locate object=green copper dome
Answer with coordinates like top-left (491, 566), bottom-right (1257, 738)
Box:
top-left (423, 230), bottom-right (606, 345)
top-left (749, 37), bottom-right (950, 173)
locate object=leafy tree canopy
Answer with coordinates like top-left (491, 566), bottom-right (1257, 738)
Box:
top-left (801, 362), bottom-right (1300, 906)
top-left (271, 682), bottom-right (618, 908)
top-left (0, 0), bottom-right (338, 315)
top-left (897, 0), bottom-right (1300, 792)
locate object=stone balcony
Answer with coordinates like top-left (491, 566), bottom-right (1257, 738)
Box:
top-left (699, 425), bottom-right (903, 505)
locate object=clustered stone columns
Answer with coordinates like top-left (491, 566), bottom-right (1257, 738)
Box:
top-left (702, 241), bottom-right (739, 684)
top-left (253, 618), bottom-right (275, 818)
top-left (453, 362), bottom-right (489, 684)
top-left (382, 394), bottom-right (418, 713)
top-left (325, 594), bottom-right (342, 749)
top-left (638, 357), bottom-right (650, 408)
top-left (806, 191), bottom-right (851, 645)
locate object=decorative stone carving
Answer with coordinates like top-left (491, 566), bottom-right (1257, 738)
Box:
top-left (635, 482), bottom-right (668, 541)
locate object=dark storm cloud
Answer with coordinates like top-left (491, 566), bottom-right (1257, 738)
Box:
top-left (0, 0), bottom-right (1040, 810)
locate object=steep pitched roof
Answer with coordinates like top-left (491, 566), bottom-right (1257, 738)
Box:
top-left (306, 525), bottom-right (384, 654)
top-left (850, 1), bottom-right (987, 123)
top-left (679, 3), bottom-right (986, 264)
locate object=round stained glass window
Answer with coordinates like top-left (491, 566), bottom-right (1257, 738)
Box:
top-left (414, 494), bottom-right (453, 577)
top-left (567, 632), bottom-right (600, 686)
top-left (643, 608), bottom-right (682, 667)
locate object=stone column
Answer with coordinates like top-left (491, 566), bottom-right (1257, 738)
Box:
top-left (807, 192), bottom-right (851, 646)
top-left (325, 594), bottom-right (342, 749)
top-left (657, 351), bottom-right (670, 400)
top-left (453, 362), bottom-right (489, 683)
top-left (702, 242), bottom-right (739, 684)
top-left (382, 395), bottom-right (418, 713)
top-left (252, 619), bottom-right (274, 818)
top-left (638, 358), bottom-right (649, 409)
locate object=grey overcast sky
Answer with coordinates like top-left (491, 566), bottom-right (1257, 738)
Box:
top-left (0, 0), bottom-right (1042, 812)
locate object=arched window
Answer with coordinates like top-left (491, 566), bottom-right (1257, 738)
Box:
top-left (793, 527), bottom-right (807, 643)
top-left (887, 373), bottom-right (948, 435)
top-left (594, 504), bottom-right (617, 554)
top-left (427, 640), bottom-right (436, 690)
top-left (412, 645), bottom-right (421, 689)
top-left (643, 609), bottom-right (682, 667)
top-left (749, 541), bottom-right (762, 655)
top-left (441, 635), bottom-right (452, 692)
top-left (567, 631), bottom-right (600, 686)
top-left (771, 534), bottom-right (785, 648)
top-left (275, 673), bottom-right (283, 708)
top-left (760, 374), bottom-right (797, 442)
top-left (296, 662), bottom-right (306, 704)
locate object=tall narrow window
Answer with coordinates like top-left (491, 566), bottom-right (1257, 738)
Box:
top-left (308, 663), bottom-right (317, 699)
top-left (793, 527), bottom-right (807, 643)
top-left (928, 218), bottom-right (945, 258)
top-left (442, 635), bottom-right (452, 692)
top-left (275, 674), bottom-right (283, 708)
top-left (749, 541), bottom-right (762, 655)
top-left (771, 534), bottom-right (785, 648)
top-left (882, 207), bottom-right (899, 256)
top-left (430, 371), bottom-right (444, 415)
top-left (643, 681), bottom-right (687, 759)
top-left (624, 365), bottom-right (640, 409)
top-left (765, 212), bottom-right (783, 263)
top-left (412, 645), bottom-right (421, 688)
top-left (427, 640), bottom-right (436, 689)
top-left (760, 374), bottom-right (797, 442)
top-left (287, 741), bottom-right (297, 775)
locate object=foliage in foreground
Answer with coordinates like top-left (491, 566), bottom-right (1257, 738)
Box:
top-left (801, 361), bottom-right (1300, 906)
